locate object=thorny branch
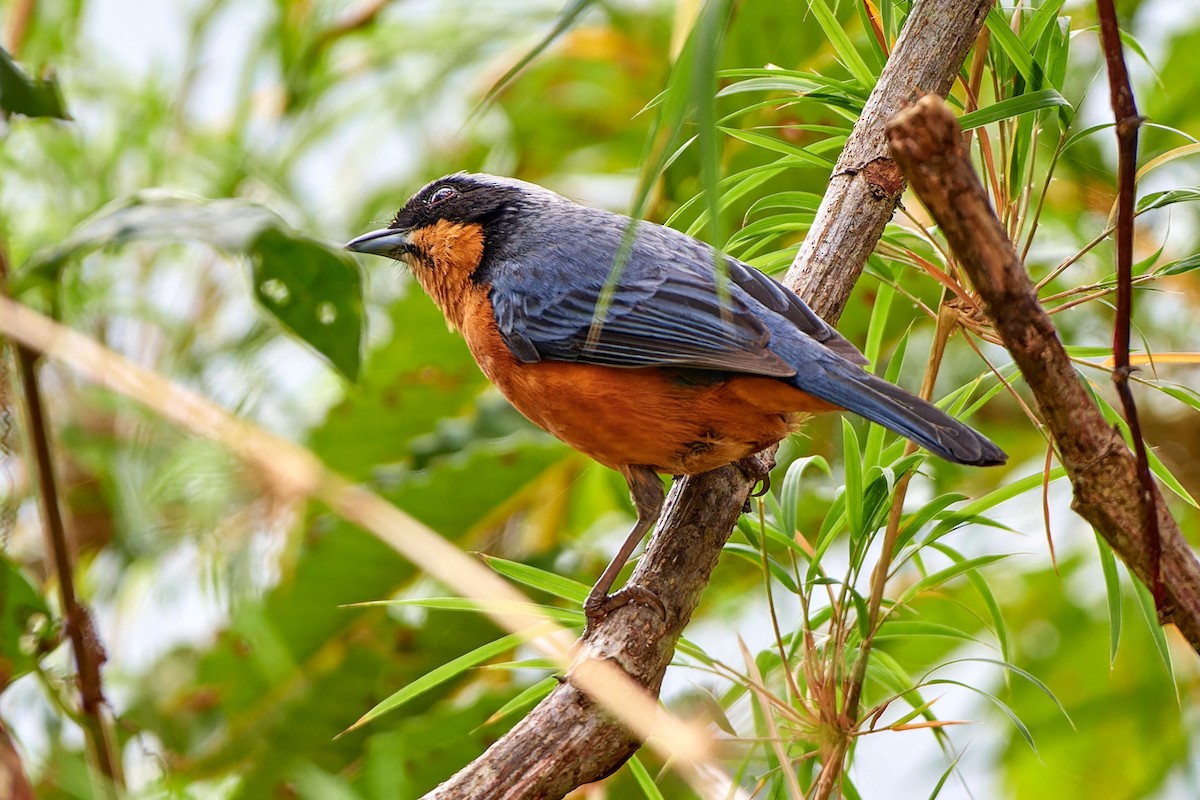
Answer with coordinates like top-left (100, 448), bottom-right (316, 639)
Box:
top-left (1, 246), bottom-right (123, 793)
top-left (1094, 0), bottom-right (1161, 610)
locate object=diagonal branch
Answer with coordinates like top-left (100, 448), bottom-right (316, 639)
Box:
top-left (886, 94), bottom-right (1200, 652)
top-left (423, 1), bottom-right (994, 797)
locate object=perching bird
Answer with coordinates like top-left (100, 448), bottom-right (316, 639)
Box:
top-left (347, 173), bottom-right (1005, 624)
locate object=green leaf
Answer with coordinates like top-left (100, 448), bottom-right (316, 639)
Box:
top-left (927, 750), bottom-right (966, 799)
top-left (957, 89), bottom-right (1072, 131)
top-left (352, 597), bottom-right (581, 625)
top-left (873, 620), bottom-right (982, 644)
top-left (1096, 533), bottom-right (1122, 667)
top-left (952, 467), bottom-right (1068, 518)
top-left (1132, 578), bottom-right (1174, 679)
top-left (480, 676), bottom-right (558, 728)
top-left (924, 678), bottom-right (1038, 754)
top-left (627, 754), bottom-right (666, 800)
top-left (985, 6), bottom-right (1043, 88)
top-left (863, 281), bottom-right (894, 372)
top-left (1154, 252), bottom-right (1200, 276)
top-left (1092, 392), bottom-right (1198, 508)
top-left (19, 192), bottom-right (365, 380)
top-left (934, 657), bottom-right (1073, 728)
top-left (347, 631), bottom-right (529, 731)
top-left (251, 227), bottom-right (364, 380)
top-left (723, 544), bottom-right (799, 593)
top-left (806, 0), bottom-right (876, 88)
top-left (0, 556), bottom-right (53, 686)
top-left (778, 455), bottom-right (831, 539)
top-left (0, 46), bottom-right (69, 119)
top-left (1137, 187), bottom-right (1200, 214)
top-left (720, 126), bottom-right (835, 164)
top-left (1018, 0), bottom-right (1067, 51)
top-left (896, 554), bottom-right (1010, 606)
top-left (481, 556), bottom-right (590, 603)
top-left (842, 419), bottom-right (865, 538)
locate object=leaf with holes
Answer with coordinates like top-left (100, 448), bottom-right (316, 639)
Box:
top-left (250, 228), bottom-right (363, 381)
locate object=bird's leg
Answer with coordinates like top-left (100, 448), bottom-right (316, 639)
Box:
top-left (582, 465), bottom-right (666, 633)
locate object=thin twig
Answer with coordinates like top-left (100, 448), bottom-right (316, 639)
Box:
top-left (1095, 0), bottom-right (1161, 610)
top-left (1, 248), bottom-right (123, 793)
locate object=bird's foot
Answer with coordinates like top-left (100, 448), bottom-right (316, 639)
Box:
top-left (582, 585), bottom-right (667, 638)
top-left (736, 453), bottom-right (776, 510)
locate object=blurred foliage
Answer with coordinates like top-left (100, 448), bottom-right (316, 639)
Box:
top-left (1, 1), bottom-right (1198, 798)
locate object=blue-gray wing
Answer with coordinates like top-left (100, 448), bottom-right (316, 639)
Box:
top-left (723, 259), bottom-right (867, 365)
top-left (488, 233), bottom-right (797, 377)
top-left (487, 214), bottom-right (865, 375)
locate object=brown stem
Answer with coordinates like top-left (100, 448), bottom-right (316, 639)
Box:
top-left (1094, 0), bottom-right (1160, 611)
top-left (885, 94), bottom-right (1200, 651)
top-left (1, 246), bottom-right (122, 793)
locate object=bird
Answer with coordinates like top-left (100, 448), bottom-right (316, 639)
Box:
top-left (346, 172), bottom-right (1006, 626)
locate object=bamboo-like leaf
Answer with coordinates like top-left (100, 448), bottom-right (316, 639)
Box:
top-left (923, 678), bottom-right (1038, 754)
top-left (345, 631), bottom-right (530, 732)
top-left (349, 596), bottom-right (582, 624)
top-left (1018, 0), bottom-right (1067, 50)
top-left (806, 0), bottom-right (877, 88)
top-left (1096, 533), bottom-right (1123, 667)
top-left (1133, 579), bottom-right (1175, 681)
top-left (779, 455), bottom-right (831, 541)
top-left (481, 555), bottom-right (589, 602)
top-left (927, 750), bottom-right (966, 799)
top-left (482, 676), bottom-right (559, 728)
top-left (985, 6), bottom-right (1043, 88)
top-left (896, 555), bottom-right (1010, 606)
top-left (628, 755), bottom-right (667, 800)
top-left (842, 419), bottom-right (865, 539)
top-left (957, 89), bottom-right (1072, 131)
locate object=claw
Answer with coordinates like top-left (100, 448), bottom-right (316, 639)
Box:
top-left (582, 586), bottom-right (667, 638)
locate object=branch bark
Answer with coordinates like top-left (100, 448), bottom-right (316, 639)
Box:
top-left (424, 1), bottom-right (994, 797)
top-left (886, 94), bottom-right (1200, 651)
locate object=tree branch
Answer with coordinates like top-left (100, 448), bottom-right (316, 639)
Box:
top-left (885, 94), bottom-right (1200, 651)
top-left (423, 1), bottom-right (994, 797)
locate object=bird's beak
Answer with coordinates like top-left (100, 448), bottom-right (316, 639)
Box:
top-left (344, 227), bottom-right (412, 257)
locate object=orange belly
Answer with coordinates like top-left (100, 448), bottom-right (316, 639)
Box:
top-left (458, 294), bottom-right (836, 474)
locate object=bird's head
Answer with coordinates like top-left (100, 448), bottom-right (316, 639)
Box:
top-left (344, 172), bottom-right (548, 276)
top-left (346, 173), bottom-right (554, 325)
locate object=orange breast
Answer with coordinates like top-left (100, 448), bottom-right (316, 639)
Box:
top-left (459, 294), bottom-right (837, 474)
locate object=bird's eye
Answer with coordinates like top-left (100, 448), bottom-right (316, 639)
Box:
top-left (427, 186), bottom-right (458, 206)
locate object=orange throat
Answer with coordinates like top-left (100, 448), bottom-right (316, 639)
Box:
top-left (408, 220), bottom-right (487, 330)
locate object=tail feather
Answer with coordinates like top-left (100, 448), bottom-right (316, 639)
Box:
top-left (799, 362), bottom-right (1007, 467)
